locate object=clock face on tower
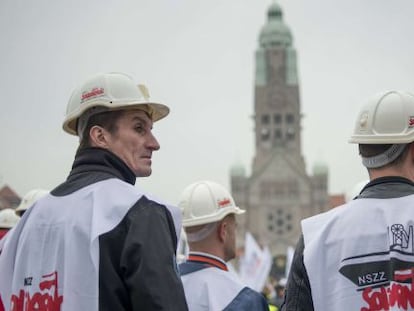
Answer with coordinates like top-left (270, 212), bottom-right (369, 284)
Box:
top-left (267, 208), bottom-right (294, 237)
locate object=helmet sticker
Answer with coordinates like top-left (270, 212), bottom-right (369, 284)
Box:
top-left (81, 87), bottom-right (105, 102)
top-left (409, 116), bottom-right (414, 128)
top-left (217, 198), bottom-right (231, 208)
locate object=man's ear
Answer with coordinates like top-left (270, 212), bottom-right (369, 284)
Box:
top-left (89, 125), bottom-right (110, 148)
top-left (407, 143), bottom-right (414, 165)
top-left (410, 143), bottom-right (414, 160)
top-left (218, 220), bottom-right (227, 243)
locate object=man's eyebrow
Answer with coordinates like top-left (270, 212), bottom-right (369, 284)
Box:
top-left (132, 116), bottom-right (148, 123)
top-left (132, 115), bottom-right (153, 128)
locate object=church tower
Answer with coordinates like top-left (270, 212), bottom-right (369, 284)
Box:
top-left (231, 2), bottom-right (329, 257)
top-left (253, 2), bottom-right (302, 170)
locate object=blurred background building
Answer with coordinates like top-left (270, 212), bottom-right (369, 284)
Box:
top-left (230, 2), bottom-right (344, 278)
top-left (0, 185), bottom-right (21, 210)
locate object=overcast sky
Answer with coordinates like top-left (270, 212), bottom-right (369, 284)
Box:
top-left (1, 0), bottom-right (413, 205)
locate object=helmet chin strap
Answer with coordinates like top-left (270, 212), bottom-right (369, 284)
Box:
top-left (361, 144), bottom-right (408, 168)
top-left (186, 222), bottom-right (218, 242)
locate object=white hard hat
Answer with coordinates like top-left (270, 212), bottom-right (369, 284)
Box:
top-left (0, 208), bottom-right (20, 229)
top-left (349, 91), bottom-right (414, 144)
top-left (15, 189), bottom-right (49, 216)
top-left (278, 277), bottom-right (287, 287)
top-left (63, 72), bottom-right (169, 135)
top-left (178, 180), bottom-right (245, 227)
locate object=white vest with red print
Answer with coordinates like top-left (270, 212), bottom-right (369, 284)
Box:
top-left (0, 179), bottom-right (181, 311)
top-left (179, 252), bottom-right (268, 311)
top-left (302, 195), bottom-right (414, 311)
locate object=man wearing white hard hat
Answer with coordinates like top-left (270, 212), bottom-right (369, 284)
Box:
top-left (178, 180), bottom-right (269, 310)
top-left (15, 189), bottom-right (49, 217)
top-left (0, 209), bottom-right (20, 240)
top-left (0, 72), bottom-right (188, 310)
top-left (283, 91), bottom-right (414, 311)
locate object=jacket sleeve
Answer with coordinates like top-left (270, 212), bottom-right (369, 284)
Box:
top-left (281, 235), bottom-right (314, 311)
top-left (123, 197), bottom-right (188, 310)
top-left (223, 287), bottom-right (269, 311)
top-left (99, 196), bottom-right (188, 310)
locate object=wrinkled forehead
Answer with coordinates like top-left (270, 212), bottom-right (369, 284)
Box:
top-left (122, 108), bottom-right (154, 126)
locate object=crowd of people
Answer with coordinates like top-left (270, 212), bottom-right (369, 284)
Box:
top-left (1, 72), bottom-right (413, 311)
top-left (0, 189), bottom-right (48, 240)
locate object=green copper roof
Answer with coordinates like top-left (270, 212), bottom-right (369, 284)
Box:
top-left (268, 2), bottom-right (282, 18)
top-left (259, 2), bottom-right (292, 48)
top-left (230, 163), bottom-right (246, 177)
top-left (312, 161), bottom-right (329, 176)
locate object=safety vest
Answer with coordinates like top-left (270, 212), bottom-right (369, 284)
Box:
top-left (302, 195), bottom-right (414, 311)
top-left (0, 179), bottom-right (181, 311)
top-left (179, 252), bottom-right (269, 310)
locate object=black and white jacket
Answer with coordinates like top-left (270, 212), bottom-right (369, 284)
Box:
top-left (0, 147), bottom-right (188, 310)
top-left (282, 176), bottom-right (414, 311)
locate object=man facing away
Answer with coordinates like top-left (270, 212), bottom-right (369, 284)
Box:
top-left (178, 180), bottom-right (269, 310)
top-left (0, 72), bottom-right (188, 310)
top-left (283, 91), bottom-right (414, 310)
